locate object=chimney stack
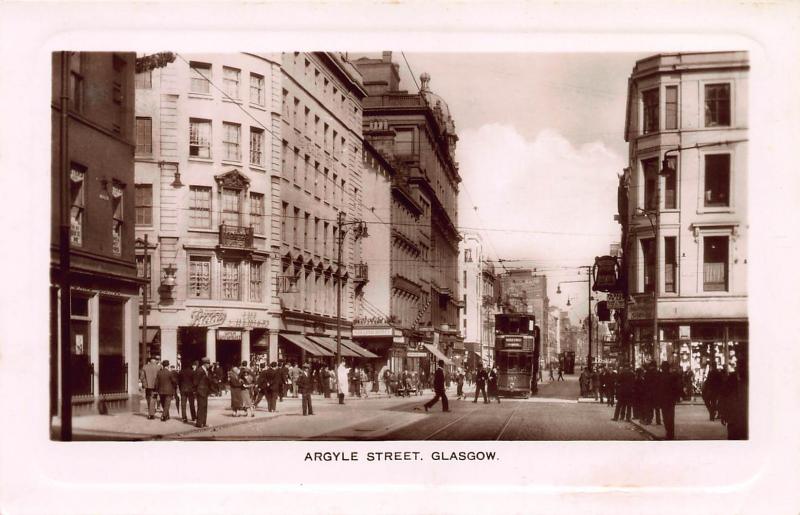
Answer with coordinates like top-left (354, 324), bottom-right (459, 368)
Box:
top-left (382, 51), bottom-right (392, 63)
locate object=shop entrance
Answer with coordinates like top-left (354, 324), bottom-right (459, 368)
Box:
top-left (178, 327), bottom-right (206, 368)
top-left (216, 338), bottom-right (241, 372)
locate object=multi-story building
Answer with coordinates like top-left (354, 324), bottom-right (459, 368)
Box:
top-left (459, 233), bottom-right (497, 368)
top-left (546, 305), bottom-right (561, 367)
top-left (354, 52), bottom-right (462, 374)
top-left (621, 52), bottom-right (748, 375)
top-left (51, 52), bottom-right (140, 414)
top-left (498, 270), bottom-right (549, 357)
top-left (277, 52), bottom-right (374, 364)
top-left (134, 53), bottom-right (283, 372)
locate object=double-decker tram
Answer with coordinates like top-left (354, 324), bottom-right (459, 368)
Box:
top-left (494, 313), bottom-right (540, 398)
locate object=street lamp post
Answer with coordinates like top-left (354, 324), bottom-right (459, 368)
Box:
top-left (335, 212), bottom-right (366, 370)
top-left (556, 264), bottom-right (595, 371)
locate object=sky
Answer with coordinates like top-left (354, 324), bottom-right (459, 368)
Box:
top-left (384, 52), bottom-right (652, 318)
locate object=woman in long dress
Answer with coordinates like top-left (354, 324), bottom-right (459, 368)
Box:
top-left (229, 366), bottom-right (247, 417)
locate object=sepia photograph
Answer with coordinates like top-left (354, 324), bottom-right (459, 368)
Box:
top-left (50, 49), bottom-right (748, 442)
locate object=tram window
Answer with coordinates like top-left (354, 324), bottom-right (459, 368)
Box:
top-left (498, 353), bottom-right (528, 372)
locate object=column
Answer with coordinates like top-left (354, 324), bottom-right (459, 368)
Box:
top-left (206, 328), bottom-right (216, 362)
top-left (90, 294), bottom-right (100, 400)
top-left (161, 327), bottom-right (178, 366)
top-left (241, 330), bottom-right (251, 365)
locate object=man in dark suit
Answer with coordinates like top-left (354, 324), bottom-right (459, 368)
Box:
top-left (179, 361), bottom-right (197, 423)
top-left (297, 363), bottom-right (314, 416)
top-left (423, 359), bottom-right (449, 412)
top-left (265, 362), bottom-right (281, 412)
top-left (253, 363), bottom-right (268, 409)
top-left (473, 363), bottom-right (488, 404)
top-left (155, 360), bottom-right (178, 421)
top-left (139, 357), bottom-right (161, 419)
top-left (279, 361), bottom-right (290, 402)
top-left (613, 364), bottom-right (635, 421)
top-left (657, 361), bottom-right (683, 440)
top-left (193, 357), bottom-right (215, 428)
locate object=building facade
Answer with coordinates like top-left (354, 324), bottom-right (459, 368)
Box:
top-left (354, 52), bottom-right (462, 374)
top-left (498, 270), bottom-right (549, 358)
top-left (51, 52), bottom-right (140, 414)
top-left (278, 52), bottom-right (372, 364)
top-left (622, 52), bottom-right (748, 375)
top-left (459, 233), bottom-right (497, 367)
top-left (134, 53), bottom-right (283, 372)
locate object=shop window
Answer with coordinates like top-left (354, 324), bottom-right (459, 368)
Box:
top-left (640, 237), bottom-right (655, 293)
top-left (188, 257), bottom-right (211, 298)
top-left (189, 118), bottom-right (211, 158)
top-left (704, 154), bottom-right (730, 207)
top-left (69, 164), bottom-right (86, 246)
top-left (189, 61), bottom-right (211, 94)
top-left (704, 83), bottom-right (730, 127)
top-left (70, 292), bottom-right (92, 396)
top-left (99, 298), bottom-right (126, 394)
top-left (703, 236), bottom-right (728, 292)
top-left (222, 122), bottom-right (241, 161)
top-left (189, 186), bottom-right (212, 228)
top-left (250, 192), bottom-right (264, 234)
top-left (642, 88), bottom-right (659, 134)
top-left (665, 85), bottom-right (678, 130)
top-left (664, 236), bottom-right (677, 293)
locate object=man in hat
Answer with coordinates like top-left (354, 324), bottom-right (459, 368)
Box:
top-left (473, 362), bottom-right (488, 404)
top-left (423, 359), bottom-right (449, 412)
top-left (658, 361), bottom-right (683, 440)
top-left (265, 362), bottom-right (281, 413)
top-left (296, 363), bottom-right (314, 416)
top-left (193, 357), bottom-right (215, 428)
top-left (139, 357), bottom-right (161, 420)
top-left (155, 360), bottom-right (177, 421)
top-left (179, 360), bottom-right (198, 423)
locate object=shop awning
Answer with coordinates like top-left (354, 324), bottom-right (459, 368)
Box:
top-left (306, 336), bottom-right (360, 357)
top-left (143, 328), bottom-right (160, 344)
top-left (280, 333), bottom-right (332, 357)
top-left (341, 338), bottom-right (379, 358)
top-left (422, 343), bottom-right (454, 365)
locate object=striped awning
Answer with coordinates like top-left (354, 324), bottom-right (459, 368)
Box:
top-left (422, 343), bottom-right (454, 365)
top-left (306, 336), bottom-right (359, 357)
top-left (280, 333), bottom-right (332, 357)
top-left (341, 338), bottom-right (379, 358)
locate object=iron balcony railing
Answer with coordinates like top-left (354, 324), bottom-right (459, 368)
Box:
top-left (219, 224), bottom-right (254, 249)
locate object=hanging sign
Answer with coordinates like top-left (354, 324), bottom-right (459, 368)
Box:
top-left (593, 256), bottom-right (620, 292)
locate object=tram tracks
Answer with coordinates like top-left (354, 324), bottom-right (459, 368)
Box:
top-left (421, 402), bottom-right (522, 441)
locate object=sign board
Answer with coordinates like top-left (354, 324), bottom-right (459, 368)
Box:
top-left (607, 293), bottom-right (625, 310)
top-left (352, 327), bottom-right (394, 337)
top-left (503, 336), bottom-right (523, 348)
top-left (406, 352), bottom-right (427, 358)
top-left (627, 293), bottom-right (654, 321)
top-left (217, 329), bottom-right (242, 341)
top-left (593, 256), bottom-right (620, 292)
top-left (679, 325), bottom-right (691, 340)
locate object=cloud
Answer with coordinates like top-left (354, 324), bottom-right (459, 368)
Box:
top-left (456, 124), bottom-right (624, 270)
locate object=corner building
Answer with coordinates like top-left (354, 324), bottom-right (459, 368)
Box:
top-left (622, 52), bottom-right (748, 375)
top-left (458, 233), bottom-right (497, 368)
top-left (354, 52), bottom-right (462, 374)
top-left (134, 53), bottom-right (283, 372)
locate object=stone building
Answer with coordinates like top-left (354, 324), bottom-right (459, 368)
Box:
top-left (459, 232), bottom-right (497, 368)
top-left (498, 270), bottom-right (549, 359)
top-left (354, 52), bottom-right (462, 374)
top-left (51, 52), bottom-right (140, 414)
top-left (621, 52), bottom-right (748, 375)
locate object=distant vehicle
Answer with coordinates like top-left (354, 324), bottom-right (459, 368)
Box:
top-left (494, 313), bottom-right (540, 397)
top-left (558, 351), bottom-right (576, 375)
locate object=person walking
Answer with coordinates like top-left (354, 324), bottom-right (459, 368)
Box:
top-left (193, 357), bottom-right (215, 428)
top-left (473, 363), bottom-right (489, 404)
top-left (642, 362), bottom-right (661, 425)
top-left (169, 364), bottom-right (182, 418)
top-left (253, 363), bottom-right (268, 410)
top-left (321, 365), bottom-right (332, 398)
top-left (154, 360), bottom-right (177, 421)
top-left (228, 366), bottom-right (245, 417)
top-left (239, 365), bottom-right (255, 418)
top-left (717, 358), bottom-right (748, 440)
top-left (139, 357), bottom-right (161, 420)
top-left (557, 365), bottom-right (564, 381)
top-left (548, 364), bottom-right (555, 382)
top-left (279, 362), bottom-right (290, 402)
top-left (360, 367), bottom-right (370, 398)
top-left (657, 361), bottom-right (683, 440)
top-left (487, 365), bottom-right (501, 404)
top-left (178, 360), bottom-right (197, 423)
top-left (612, 364), bottom-right (635, 422)
top-left (336, 360), bottom-right (349, 405)
top-left (702, 362), bottom-right (722, 421)
top-left (456, 368), bottom-right (465, 400)
top-left (423, 360), bottom-right (449, 412)
top-left (606, 368), bottom-right (617, 407)
top-left (593, 366), bottom-right (602, 402)
top-left (579, 367), bottom-right (590, 397)
top-left (297, 363), bottom-right (314, 416)
top-left (266, 362), bottom-right (280, 413)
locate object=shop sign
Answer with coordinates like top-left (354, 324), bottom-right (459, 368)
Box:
top-left (217, 329), bottom-right (242, 341)
top-left (607, 293), bottom-right (625, 310)
top-left (392, 336), bottom-right (406, 344)
top-left (353, 327), bottom-right (394, 337)
top-left (627, 293), bottom-right (654, 321)
top-left (228, 311), bottom-right (269, 329)
top-left (190, 310), bottom-right (227, 327)
top-left (71, 286), bottom-right (127, 298)
top-left (679, 325), bottom-right (691, 340)
top-left (406, 352), bottom-right (427, 358)
top-left (593, 255), bottom-right (620, 292)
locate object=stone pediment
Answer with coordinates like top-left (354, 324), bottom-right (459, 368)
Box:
top-left (214, 169), bottom-right (250, 190)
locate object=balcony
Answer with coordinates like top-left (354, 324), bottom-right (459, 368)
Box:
top-left (353, 262), bottom-right (369, 286)
top-left (219, 224), bottom-right (254, 249)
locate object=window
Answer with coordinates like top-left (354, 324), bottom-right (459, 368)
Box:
top-left (69, 164), bottom-right (85, 246)
top-left (222, 67), bottom-right (240, 99)
top-left (640, 238), bottom-right (655, 293)
top-left (303, 212), bottom-right (310, 249)
top-left (703, 236), bottom-right (728, 291)
top-left (293, 98), bottom-right (300, 127)
top-left (464, 249), bottom-right (472, 262)
top-left (314, 217), bottom-right (320, 254)
top-left (463, 270), bottom-right (467, 287)
top-left (323, 168), bottom-right (329, 202)
top-left (313, 161), bottom-right (320, 197)
top-left (135, 117), bottom-right (152, 154)
top-left (189, 62), bottom-right (211, 94)
top-left (281, 202), bottom-right (288, 242)
top-left (135, 184), bottom-right (153, 226)
top-left (314, 115), bottom-right (320, 142)
top-left (68, 53), bottom-right (84, 112)
top-left (304, 107), bottom-right (310, 133)
top-left (222, 261), bottom-right (241, 300)
top-left (303, 155), bottom-right (310, 190)
top-left (136, 254), bottom-right (151, 298)
top-left (221, 188), bottom-right (241, 226)
top-left (250, 262), bottom-right (263, 301)
top-left (323, 221), bottom-right (329, 256)
top-left (222, 122), bottom-right (241, 161)
top-left (395, 129), bottom-right (413, 155)
top-left (642, 88), bottom-right (659, 134)
top-left (189, 186), bottom-right (212, 228)
top-left (250, 192), bottom-right (264, 234)
top-left (665, 85), bottom-right (678, 130)
top-left (642, 158), bottom-right (658, 211)
top-left (250, 73), bottom-right (264, 106)
top-left (664, 156), bottom-right (677, 210)
top-left (705, 83), bottom-right (730, 127)
top-left (704, 154), bottom-right (730, 207)
top-left (135, 70), bottom-right (152, 89)
top-left (189, 118), bottom-right (211, 158)
top-left (293, 207), bottom-right (300, 246)
top-left (664, 236), bottom-right (677, 293)
top-left (293, 148), bottom-right (300, 183)
top-left (250, 127), bottom-right (264, 166)
top-left (111, 183), bottom-right (123, 256)
top-left (189, 257), bottom-right (211, 298)
top-left (323, 123), bottom-right (329, 152)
